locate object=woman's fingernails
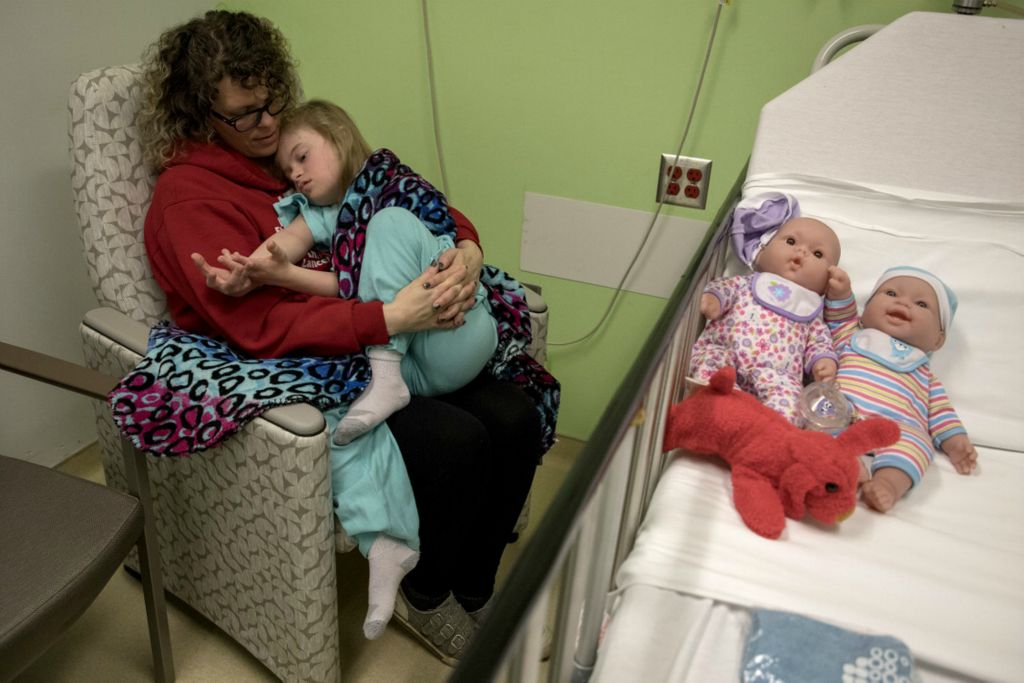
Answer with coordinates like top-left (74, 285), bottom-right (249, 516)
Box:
top-left (423, 282), bottom-right (431, 289)
top-left (430, 259), bottom-right (437, 267)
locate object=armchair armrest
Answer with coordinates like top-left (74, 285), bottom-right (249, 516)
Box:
top-left (0, 340), bottom-right (115, 400)
top-left (81, 307), bottom-right (326, 437)
top-left (521, 285), bottom-right (549, 365)
top-left (523, 285), bottom-right (547, 314)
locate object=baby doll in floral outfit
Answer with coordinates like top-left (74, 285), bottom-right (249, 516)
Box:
top-left (689, 193), bottom-right (840, 424)
top-left (825, 265), bottom-right (978, 512)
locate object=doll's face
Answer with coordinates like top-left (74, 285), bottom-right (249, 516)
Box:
top-left (276, 125), bottom-right (345, 206)
top-left (861, 276), bottom-right (945, 352)
top-left (754, 218), bottom-right (840, 295)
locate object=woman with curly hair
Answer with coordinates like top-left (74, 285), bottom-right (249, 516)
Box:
top-left (138, 9), bottom-right (552, 663)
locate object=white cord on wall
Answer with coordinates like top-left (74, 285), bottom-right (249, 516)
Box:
top-left (549, 1), bottom-right (727, 347)
top-left (421, 0), bottom-right (452, 198)
top-left (418, 1), bottom-right (728, 347)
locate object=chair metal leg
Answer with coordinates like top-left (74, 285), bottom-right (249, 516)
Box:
top-left (121, 436), bottom-right (175, 683)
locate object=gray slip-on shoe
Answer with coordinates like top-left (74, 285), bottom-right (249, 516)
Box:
top-left (393, 589), bottom-right (475, 666)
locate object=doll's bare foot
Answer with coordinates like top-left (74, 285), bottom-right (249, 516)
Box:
top-left (861, 479), bottom-right (898, 512)
top-left (861, 468), bottom-right (912, 513)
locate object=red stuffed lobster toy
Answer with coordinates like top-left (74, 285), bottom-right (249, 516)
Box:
top-left (664, 367), bottom-right (899, 539)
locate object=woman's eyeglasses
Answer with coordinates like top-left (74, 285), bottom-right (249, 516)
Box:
top-left (210, 96), bottom-right (288, 133)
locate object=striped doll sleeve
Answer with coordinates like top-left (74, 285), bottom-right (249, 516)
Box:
top-left (928, 374), bottom-right (967, 447)
top-left (824, 294), bottom-right (859, 347)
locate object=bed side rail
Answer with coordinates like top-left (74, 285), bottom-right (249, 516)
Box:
top-left (451, 163), bottom-right (746, 683)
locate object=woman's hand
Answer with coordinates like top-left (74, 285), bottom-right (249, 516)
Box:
top-left (425, 240), bottom-right (483, 322)
top-left (191, 249), bottom-right (256, 297)
top-left (383, 266), bottom-right (465, 335)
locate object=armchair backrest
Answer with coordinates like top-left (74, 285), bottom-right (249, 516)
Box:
top-left (69, 64), bottom-right (167, 325)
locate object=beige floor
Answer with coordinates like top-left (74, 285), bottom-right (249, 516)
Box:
top-left (15, 436), bottom-right (583, 683)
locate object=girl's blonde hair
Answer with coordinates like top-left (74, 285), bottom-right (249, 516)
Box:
top-left (279, 101), bottom-right (372, 192)
top-left (138, 10), bottom-right (300, 170)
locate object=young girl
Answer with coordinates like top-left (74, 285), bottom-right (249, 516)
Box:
top-left (194, 100), bottom-right (499, 640)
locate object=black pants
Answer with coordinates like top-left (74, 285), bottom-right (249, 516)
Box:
top-left (387, 372), bottom-right (542, 607)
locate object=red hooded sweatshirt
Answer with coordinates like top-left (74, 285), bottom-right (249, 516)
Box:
top-left (144, 141), bottom-right (479, 359)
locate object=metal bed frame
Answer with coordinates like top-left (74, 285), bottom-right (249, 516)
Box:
top-left (451, 166), bottom-right (745, 683)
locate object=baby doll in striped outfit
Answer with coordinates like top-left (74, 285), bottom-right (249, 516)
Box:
top-left (824, 265), bottom-right (978, 512)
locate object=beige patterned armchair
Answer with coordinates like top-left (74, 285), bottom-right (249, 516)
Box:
top-left (69, 64), bottom-right (548, 681)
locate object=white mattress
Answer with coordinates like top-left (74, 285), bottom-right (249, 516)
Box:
top-left (748, 12), bottom-right (1023, 204)
top-left (614, 448), bottom-right (1024, 682)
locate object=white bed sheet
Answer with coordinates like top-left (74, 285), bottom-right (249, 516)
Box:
top-left (593, 587), bottom-right (977, 683)
top-left (614, 446), bottom-right (1024, 682)
top-left (593, 588), bottom-right (750, 683)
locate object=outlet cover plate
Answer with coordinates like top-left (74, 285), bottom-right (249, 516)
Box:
top-left (658, 153), bottom-right (712, 209)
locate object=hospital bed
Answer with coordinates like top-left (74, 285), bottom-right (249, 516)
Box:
top-left (452, 11), bottom-right (1024, 683)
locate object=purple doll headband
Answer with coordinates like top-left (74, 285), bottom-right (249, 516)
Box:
top-left (728, 192), bottom-right (801, 268)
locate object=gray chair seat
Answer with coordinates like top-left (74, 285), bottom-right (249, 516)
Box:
top-left (0, 455), bottom-right (143, 681)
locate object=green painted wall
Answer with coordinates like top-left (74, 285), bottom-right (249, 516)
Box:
top-left (224, 0), bottom-right (972, 440)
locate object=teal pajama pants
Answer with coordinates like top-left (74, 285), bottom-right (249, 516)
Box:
top-left (360, 207), bottom-right (498, 395)
top-left (328, 207), bottom-right (497, 556)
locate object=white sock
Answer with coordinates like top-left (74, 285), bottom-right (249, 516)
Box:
top-left (363, 536), bottom-right (419, 639)
top-left (334, 348), bottom-right (411, 445)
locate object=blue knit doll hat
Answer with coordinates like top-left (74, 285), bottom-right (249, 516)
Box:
top-left (871, 266), bottom-right (958, 331)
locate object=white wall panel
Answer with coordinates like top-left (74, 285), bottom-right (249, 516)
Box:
top-left (521, 192), bottom-right (710, 298)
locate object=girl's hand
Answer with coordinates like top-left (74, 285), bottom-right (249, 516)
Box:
top-left (426, 241), bottom-right (483, 321)
top-left (191, 250), bottom-right (256, 297)
top-left (383, 267), bottom-right (463, 335)
top-left (827, 266), bottom-right (852, 300)
top-left (232, 239), bottom-right (293, 287)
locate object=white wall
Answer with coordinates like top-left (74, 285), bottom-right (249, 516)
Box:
top-left (0, 0), bottom-right (211, 466)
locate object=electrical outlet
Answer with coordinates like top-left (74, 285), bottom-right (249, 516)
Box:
top-left (657, 154), bottom-right (712, 209)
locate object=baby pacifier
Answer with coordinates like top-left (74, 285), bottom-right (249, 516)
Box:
top-left (798, 380), bottom-right (853, 432)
